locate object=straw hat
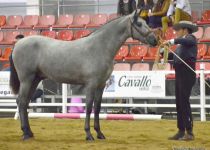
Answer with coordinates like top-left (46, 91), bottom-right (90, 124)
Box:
top-left (173, 21), bottom-right (198, 33)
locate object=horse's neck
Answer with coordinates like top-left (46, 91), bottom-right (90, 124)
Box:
top-left (90, 16), bottom-right (130, 59)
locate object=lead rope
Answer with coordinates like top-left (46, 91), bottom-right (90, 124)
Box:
top-left (44, 88), bottom-right (57, 95)
top-left (167, 47), bottom-right (210, 89)
top-left (153, 35), bottom-right (210, 88)
top-left (152, 43), bottom-right (169, 70)
top-left (152, 34), bottom-right (169, 70)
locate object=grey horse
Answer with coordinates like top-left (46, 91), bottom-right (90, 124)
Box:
top-left (10, 10), bottom-right (158, 141)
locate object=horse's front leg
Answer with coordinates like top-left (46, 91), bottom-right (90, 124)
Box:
top-left (94, 85), bottom-right (106, 139)
top-left (85, 87), bottom-right (95, 141)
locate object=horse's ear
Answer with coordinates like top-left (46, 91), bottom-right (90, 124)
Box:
top-left (133, 9), bottom-right (141, 22)
top-left (133, 10), bottom-right (138, 22)
top-left (136, 9), bottom-right (142, 16)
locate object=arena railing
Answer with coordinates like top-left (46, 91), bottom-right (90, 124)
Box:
top-left (0, 65), bottom-right (210, 121)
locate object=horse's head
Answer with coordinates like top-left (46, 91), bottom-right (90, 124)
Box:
top-left (129, 10), bottom-right (158, 47)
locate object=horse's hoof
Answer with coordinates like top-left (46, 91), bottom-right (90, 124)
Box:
top-left (22, 134), bottom-right (34, 141)
top-left (86, 135), bottom-right (95, 141)
top-left (97, 133), bottom-right (106, 140)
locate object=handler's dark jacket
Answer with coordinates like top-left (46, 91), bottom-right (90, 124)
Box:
top-left (170, 34), bottom-right (197, 66)
top-left (117, 0), bottom-right (136, 16)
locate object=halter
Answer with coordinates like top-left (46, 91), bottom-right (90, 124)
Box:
top-left (129, 11), bottom-right (152, 38)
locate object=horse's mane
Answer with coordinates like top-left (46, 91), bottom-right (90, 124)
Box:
top-left (102, 15), bottom-right (123, 26)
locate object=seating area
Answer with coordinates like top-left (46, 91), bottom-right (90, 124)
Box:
top-left (0, 11), bottom-right (210, 72)
top-left (114, 62), bottom-right (210, 80)
top-left (0, 10), bottom-right (208, 30)
top-left (0, 14), bottom-right (118, 29)
top-left (116, 43), bottom-right (210, 61)
top-left (196, 10), bottom-right (210, 25)
top-left (114, 62), bottom-right (210, 72)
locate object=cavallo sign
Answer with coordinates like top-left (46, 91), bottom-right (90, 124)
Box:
top-left (103, 71), bottom-right (165, 98)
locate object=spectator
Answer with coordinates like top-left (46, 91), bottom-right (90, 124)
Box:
top-left (30, 81), bottom-right (43, 113)
top-left (137, 0), bottom-right (154, 23)
top-left (31, 82), bottom-right (43, 103)
top-left (15, 34), bottom-right (24, 42)
top-left (1, 34), bottom-right (25, 71)
top-left (117, 0), bottom-right (136, 16)
top-left (161, 0), bottom-right (192, 33)
top-left (148, 0), bottom-right (170, 28)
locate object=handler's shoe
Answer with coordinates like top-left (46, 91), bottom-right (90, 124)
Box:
top-left (181, 131), bottom-right (194, 141)
top-left (168, 130), bottom-right (185, 140)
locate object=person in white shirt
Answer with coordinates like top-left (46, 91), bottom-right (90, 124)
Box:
top-left (161, 0), bottom-right (192, 34)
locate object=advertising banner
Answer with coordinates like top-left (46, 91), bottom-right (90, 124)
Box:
top-left (0, 71), bottom-right (14, 97)
top-left (103, 71), bottom-right (165, 98)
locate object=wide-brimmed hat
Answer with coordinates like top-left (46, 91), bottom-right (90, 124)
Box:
top-left (173, 21), bottom-right (198, 33)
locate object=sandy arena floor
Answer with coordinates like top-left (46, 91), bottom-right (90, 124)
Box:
top-left (0, 118), bottom-right (209, 150)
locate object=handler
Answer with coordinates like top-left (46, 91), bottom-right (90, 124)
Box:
top-left (164, 21), bottom-right (198, 141)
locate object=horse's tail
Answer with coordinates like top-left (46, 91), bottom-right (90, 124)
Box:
top-left (9, 55), bottom-right (20, 94)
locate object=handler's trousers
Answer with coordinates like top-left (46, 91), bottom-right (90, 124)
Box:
top-left (162, 8), bottom-right (192, 33)
top-left (174, 63), bottom-right (196, 132)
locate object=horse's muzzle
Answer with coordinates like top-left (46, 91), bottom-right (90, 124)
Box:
top-left (146, 34), bottom-right (158, 47)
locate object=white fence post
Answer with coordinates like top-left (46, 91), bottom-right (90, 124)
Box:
top-left (62, 84), bottom-right (68, 113)
top-left (200, 63), bottom-right (206, 121)
top-left (14, 107), bottom-right (19, 120)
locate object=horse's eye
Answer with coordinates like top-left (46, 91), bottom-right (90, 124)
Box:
top-left (137, 22), bottom-right (142, 27)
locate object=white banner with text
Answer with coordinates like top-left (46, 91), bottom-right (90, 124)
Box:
top-left (0, 71), bottom-right (14, 97)
top-left (103, 71), bottom-right (165, 98)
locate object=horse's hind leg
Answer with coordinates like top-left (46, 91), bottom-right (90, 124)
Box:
top-left (94, 85), bottom-right (106, 139)
top-left (17, 76), bottom-right (40, 140)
